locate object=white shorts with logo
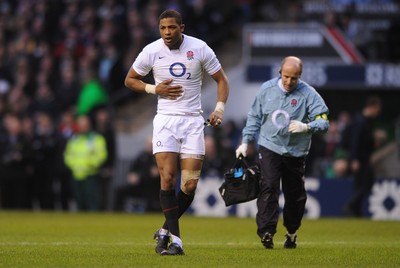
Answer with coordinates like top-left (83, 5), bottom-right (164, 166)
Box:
top-left (152, 114), bottom-right (205, 155)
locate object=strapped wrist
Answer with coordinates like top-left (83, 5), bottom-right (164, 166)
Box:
top-left (214, 101), bottom-right (225, 114)
top-left (145, 84), bottom-right (156, 94)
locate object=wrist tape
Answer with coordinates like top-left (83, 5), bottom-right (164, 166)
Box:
top-left (214, 101), bottom-right (225, 114)
top-left (145, 84), bottom-right (156, 94)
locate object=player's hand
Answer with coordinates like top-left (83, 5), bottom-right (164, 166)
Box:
top-left (206, 110), bottom-right (223, 127)
top-left (156, 79), bottom-right (183, 100)
top-left (288, 120), bottom-right (308, 133)
top-left (235, 143), bottom-right (248, 158)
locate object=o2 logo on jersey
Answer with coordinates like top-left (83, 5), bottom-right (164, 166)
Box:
top-left (169, 62), bottom-right (191, 79)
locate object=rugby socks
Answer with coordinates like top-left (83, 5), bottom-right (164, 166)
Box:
top-left (177, 190), bottom-right (195, 216)
top-left (160, 189), bottom-right (180, 237)
top-left (162, 190), bottom-right (194, 230)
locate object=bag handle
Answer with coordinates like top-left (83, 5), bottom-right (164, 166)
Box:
top-left (233, 154), bottom-right (250, 169)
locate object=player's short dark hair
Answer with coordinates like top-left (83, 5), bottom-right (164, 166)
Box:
top-left (159, 9), bottom-right (183, 25)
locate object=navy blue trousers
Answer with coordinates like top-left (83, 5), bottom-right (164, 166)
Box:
top-left (256, 146), bottom-right (307, 238)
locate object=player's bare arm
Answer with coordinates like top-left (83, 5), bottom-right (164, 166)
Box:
top-left (124, 68), bottom-right (183, 99)
top-left (208, 68), bottom-right (229, 127)
top-left (124, 67), bottom-right (147, 93)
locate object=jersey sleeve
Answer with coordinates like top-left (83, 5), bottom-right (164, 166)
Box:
top-left (201, 45), bottom-right (221, 75)
top-left (132, 49), bottom-right (153, 77)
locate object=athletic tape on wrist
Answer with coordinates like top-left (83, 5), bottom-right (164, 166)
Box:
top-left (214, 101), bottom-right (225, 114)
top-left (145, 84), bottom-right (156, 94)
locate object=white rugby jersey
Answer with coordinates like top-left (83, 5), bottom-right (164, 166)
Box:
top-left (132, 34), bottom-right (221, 115)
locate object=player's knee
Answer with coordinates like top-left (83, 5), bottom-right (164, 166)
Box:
top-left (182, 179), bottom-right (198, 194)
top-left (160, 175), bottom-right (176, 191)
top-left (180, 169), bottom-right (200, 194)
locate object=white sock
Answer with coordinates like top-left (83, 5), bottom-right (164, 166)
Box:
top-left (171, 234), bottom-right (183, 248)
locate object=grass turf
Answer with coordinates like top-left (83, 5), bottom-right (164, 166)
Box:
top-left (0, 211), bottom-right (399, 267)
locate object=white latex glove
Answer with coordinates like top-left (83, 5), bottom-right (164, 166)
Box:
top-left (235, 143), bottom-right (248, 158)
top-left (288, 120), bottom-right (309, 133)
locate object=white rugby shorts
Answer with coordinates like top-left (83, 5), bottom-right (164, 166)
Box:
top-left (152, 114), bottom-right (205, 155)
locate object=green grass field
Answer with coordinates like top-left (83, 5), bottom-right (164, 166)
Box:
top-left (0, 211), bottom-right (399, 267)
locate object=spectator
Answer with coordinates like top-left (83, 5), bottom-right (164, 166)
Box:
top-left (58, 109), bottom-right (79, 140)
top-left (76, 69), bottom-right (108, 118)
top-left (336, 110), bottom-right (352, 135)
top-left (12, 55), bottom-right (34, 98)
top-left (64, 115), bottom-right (107, 211)
top-left (343, 96), bottom-right (382, 217)
top-left (29, 81), bottom-right (59, 118)
top-left (0, 113), bottom-right (32, 209)
top-left (218, 119), bottom-right (243, 171)
top-left (53, 25), bottom-right (86, 62)
top-left (0, 44), bottom-right (12, 96)
top-left (30, 112), bottom-right (62, 210)
top-left (55, 63), bottom-right (81, 113)
top-left (7, 85), bottom-right (30, 117)
top-left (220, 119), bottom-right (242, 153)
top-left (98, 42), bottom-right (125, 94)
top-left (202, 134), bottom-right (226, 177)
top-left (115, 137), bottom-right (160, 212)
top-left (56, 109), bottom-right (78, 210)
top-left (94, 107), bottom-right (116, 210)
top-left (78, 4), bottom-right (98, 48)
top-left (306, 132), bottom-right (328, 178)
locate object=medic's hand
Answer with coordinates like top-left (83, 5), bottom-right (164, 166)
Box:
top-left (235, 143), bottom-right (248, 158)
top-left (288, 120), bottom-right (309, 133)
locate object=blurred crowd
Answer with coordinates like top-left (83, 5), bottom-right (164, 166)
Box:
top-left (0, 0), bottom-right (257, 119)
top-left (306, 110), bottom-right (389, 180)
